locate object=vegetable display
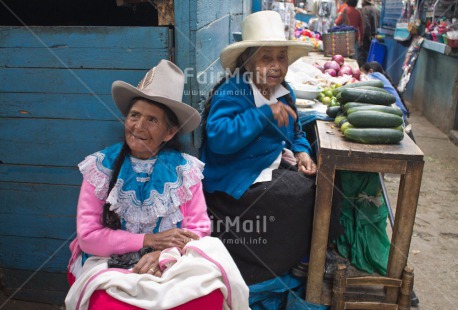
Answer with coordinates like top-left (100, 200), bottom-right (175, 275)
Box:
top-left (325, 79), bottom-right (405, 144)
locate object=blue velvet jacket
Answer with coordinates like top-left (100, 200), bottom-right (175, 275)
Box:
top-left (201, 77), bottom-right (313, 199)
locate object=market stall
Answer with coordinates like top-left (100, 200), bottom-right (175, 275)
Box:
top-left (287, 53), bottom-right (424, 306)
top-left (378, 0), bottom-right (458, 137)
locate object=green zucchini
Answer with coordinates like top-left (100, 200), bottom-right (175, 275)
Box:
top-left (344, 128), bottom-right (404, 144)
top-left (347, 111), bottom-right (403, 128)
top-left (340, 122), bottom-right (354, 133)
top-left (334, 115), bottom-right (347, 125)
top-left (326, 106), bottom-right (343, 118)
top-left (340, 88), bottom-right (396, 105)
top-left (343, 102), bottom-right (379, 112)
top-left (333, 80), bottom-right (384, 95)
top-left (338, 117), bottom-right (348, 127)
top-left (357, 86), bottom-right (390, 93)
top-left (347, 105), bottom-right (403, 117)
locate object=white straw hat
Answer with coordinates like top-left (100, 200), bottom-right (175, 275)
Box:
top-left (112, 60), bottom-right (201, 133)
top-left (220, 11), bottom-right (313, 71)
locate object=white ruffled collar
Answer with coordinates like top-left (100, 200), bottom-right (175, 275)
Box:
top-left (78, 143), bottom-right (204, 234)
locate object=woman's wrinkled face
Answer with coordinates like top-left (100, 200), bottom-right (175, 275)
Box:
top-left (124, 99), bottom-right (177, 159)
top-left (246, 46), bottom-right (288, 90)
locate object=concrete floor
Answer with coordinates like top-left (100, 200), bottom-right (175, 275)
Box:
top-left (1, 108), bottom-right (456, 310)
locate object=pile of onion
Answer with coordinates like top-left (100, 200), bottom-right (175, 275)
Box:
top-left (314, 55), bottom-right (361, 80)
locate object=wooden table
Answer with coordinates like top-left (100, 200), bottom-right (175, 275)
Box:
top-left (306, 120), bottom-right (424, 304)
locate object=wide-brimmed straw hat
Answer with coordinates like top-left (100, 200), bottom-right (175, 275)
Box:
top-left (220, 11), bottom-right (313, 71)
top-left (112, 60), bottom-right (201, 133)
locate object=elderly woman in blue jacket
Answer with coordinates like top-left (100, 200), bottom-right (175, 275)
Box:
top-left (201, 11), bottom-right (318, 309)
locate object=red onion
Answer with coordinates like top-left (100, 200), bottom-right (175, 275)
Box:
top-left (324, 61), bottom-right (340, 73)
top-left (352, 68), bottom-right (361, 80)
top-left (312, 62), bottom-right (324, 72)
top-left (331, 54), bottom-right (345, 66)
top-left (338, 66), bottom-right (353, 76)
top-left (324, 68), bottom-right (337, 77)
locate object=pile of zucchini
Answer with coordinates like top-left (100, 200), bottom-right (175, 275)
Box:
top-left (326, 80), bottom-right (405, 144)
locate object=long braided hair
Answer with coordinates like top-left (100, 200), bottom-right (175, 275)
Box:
top-left (202, 47), bottom-right (301, 142)
top-left (102, 98), bottom-right (181, 229)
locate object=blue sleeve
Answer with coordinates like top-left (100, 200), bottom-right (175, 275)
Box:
top-left (286, 85), bottom-right (313, 155)
top-left (206, 96), bottom-right (275, 155)
top-left (368, 73), bottom-right (408, 118)
top-left (291, 129), bottom-right (313, 155)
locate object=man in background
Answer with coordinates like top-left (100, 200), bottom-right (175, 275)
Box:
top-left (358, 0), bottom-right (380, 66)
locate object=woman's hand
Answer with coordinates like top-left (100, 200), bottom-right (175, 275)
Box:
top-left (132, 251), bottom-right (162, 276)
top-left (143, 228), bottom-right (199, 250)
top-left (295, 152), bottom-right (317, 176)
top-left (270, 101), bottom-right (297, 127)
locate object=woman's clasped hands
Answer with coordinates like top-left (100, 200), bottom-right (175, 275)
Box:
top-left (133, 228), bottom-right (200, 275)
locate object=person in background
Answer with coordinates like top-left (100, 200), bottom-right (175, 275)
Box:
top-left (360, 61), bottom-right (415, 141)
top-left (336, 0), bottom-right (348, 14)
top-left (271, 0), bottom-right (297, 39)
top-left (334, 0), bottom-right (363, 44)
top-left (358, 0), bottom-right (380, 66)
top-left (65, 60), bottom-right (248, 310)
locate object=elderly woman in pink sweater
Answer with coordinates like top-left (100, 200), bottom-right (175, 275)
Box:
top-left (66, 60), bottom-right (248, 310)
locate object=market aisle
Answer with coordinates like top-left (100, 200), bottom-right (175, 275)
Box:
top-left (384, 107), bottom-right (458, 309)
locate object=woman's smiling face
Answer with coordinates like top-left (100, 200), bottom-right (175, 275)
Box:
top-left (124, 99), bottom-right (177, 159)
top-left (247, 46), bottom-right (289, 91)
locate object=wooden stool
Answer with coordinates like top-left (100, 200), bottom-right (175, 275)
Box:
top-left (332, 264), bottom-right (414, 310)
top-left (306, 121), bottom-right (424, 304)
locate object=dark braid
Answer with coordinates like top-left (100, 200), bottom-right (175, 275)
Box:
top-left (102, 98), bottom-right (182, 229)
top-left (102, 142), bottom-right (130, 229)
top-left (203, 47), bottom-right (269, 142)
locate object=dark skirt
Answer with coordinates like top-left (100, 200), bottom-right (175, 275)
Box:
top-left (205, 163), bottom-right (316, 285)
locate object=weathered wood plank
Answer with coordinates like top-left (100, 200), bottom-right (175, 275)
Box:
top-left (0, 47), bottom-right (169, 69)
top-left (0, 26), bottom-right (169, 49)
top-left (0, 268), bottom-right (68, 305)
top-left (0, 214), bottom-right (75, 240)
top-left (0, 118), bottom-right (123, 166)
top-left (0, 68), bottom-right (145, 94)
top-left (0, 93), bottom-right (122, 120)
top-left (229, 0), bottom-right (245, 14)
top-left (175, 0), bottom-right (196, 107)
top-left (196, 14), bottom-right (230, 73)
top-left (0, 182), bottom-right (79, 215)
top-left (0, 236), bottom-right (72, 272)
top-left (0, 165), bottom-right (81, 185)
top-left (230, 12), bottom-right (244, 44)
top-left (196, 0), bottom-right (229, 29)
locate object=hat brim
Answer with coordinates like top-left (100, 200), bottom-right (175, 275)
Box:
top-left (220, 40), bottom-right (314, 71)
top-left (112, 81), bottom-right (201, 134)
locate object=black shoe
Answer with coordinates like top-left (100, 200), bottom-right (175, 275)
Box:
top-left (291, 262), bottom-right (309, 279)
top-left (411, 291), bottom-right (419, 307)
top-left (323, 249), bottom-right (349, 281)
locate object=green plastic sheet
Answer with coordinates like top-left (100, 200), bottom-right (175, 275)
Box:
top-left (336, 171), bottom-right (391, 275)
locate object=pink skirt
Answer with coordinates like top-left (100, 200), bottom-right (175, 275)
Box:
top-left (68, 272), bottom-right (224, 310)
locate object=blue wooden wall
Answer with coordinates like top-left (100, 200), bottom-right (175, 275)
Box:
top-left (1, 1), bottom-right (253, 304)
top-left (0, 26), bottom-right (170, 304)
top-left (378, 36), bottom-right (409, 86)
top-left (175, 0), bottom-right (252, 151)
